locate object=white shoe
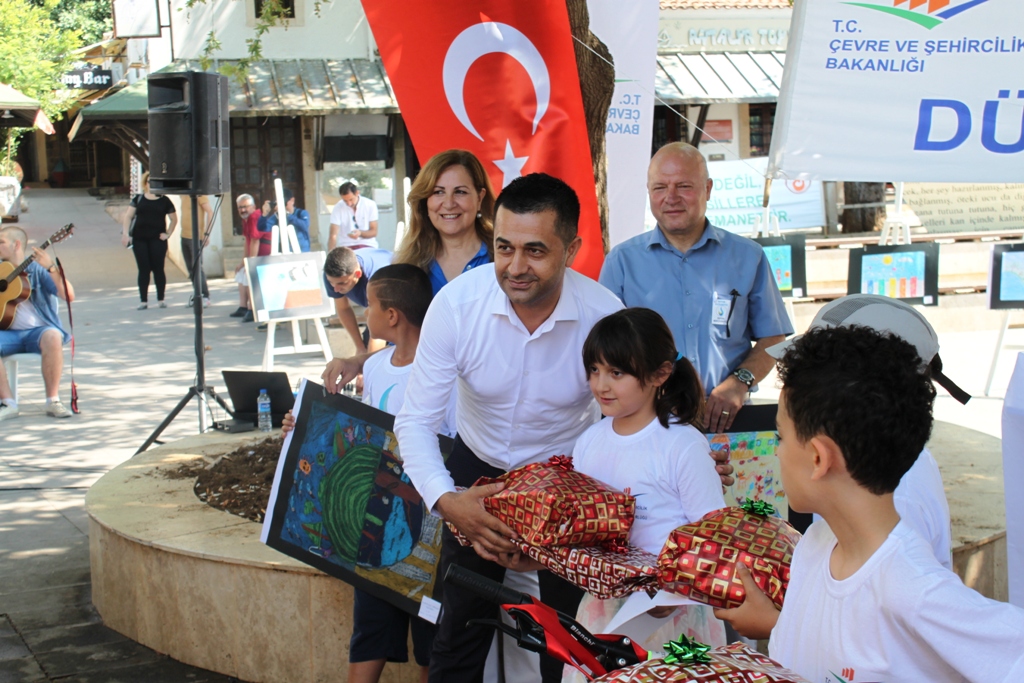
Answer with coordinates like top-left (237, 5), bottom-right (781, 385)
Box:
top-left (46, 401), bottom-right (72, 418)
top-left (203, 297), bottom-right (211, 308)
top-left (137, 303), bottom-right (148, 310)
top-left (0, 403), bottom-right (19, 422)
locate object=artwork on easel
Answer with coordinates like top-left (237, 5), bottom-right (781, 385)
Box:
top-left (244, 251), bottom-right (334, 323)
top-left (754, 235), bottom-right (808, 299)
top-left (262, 380), bottom-right (453, 618)
top-left (847, 243), bottom-right (940, 306)
top-left (708, 404), bottom-right (795, 526)
top-left (988, 243), bottom-right (1024, 310)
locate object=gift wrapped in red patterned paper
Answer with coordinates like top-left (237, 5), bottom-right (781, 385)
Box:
top-left (518, 540), bottom-right (659, 599)
top-left (473, 455), bottom-right (635, 548)
top-left (445, 522), bottom-right (657, 599)
top-left (592, 641), bottom-right (811, 683)
top-left (657, 500), bottom-right (801, 610)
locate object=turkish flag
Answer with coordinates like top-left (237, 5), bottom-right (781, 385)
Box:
top-left (362, 0), bottom-right (603, 279)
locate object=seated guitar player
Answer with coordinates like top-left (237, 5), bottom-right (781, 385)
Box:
top-left (0, 226), bottom-right (75, 420)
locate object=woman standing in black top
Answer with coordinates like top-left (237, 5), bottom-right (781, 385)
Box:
top-left (121, 172), bottom-right (178, 309)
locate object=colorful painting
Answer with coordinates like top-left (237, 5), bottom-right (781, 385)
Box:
top-left (709, 431), bottom-right (787, 518)
top-left (1000, 251), bottom-right (1024, 302)
top-left (244, 251), bottom-right (334, 323)
top-left (762, 245), bottom-right (793, 292)
top-left (705, 404), bottom-right (788, 519)
top-left (262, 381), bottom-right (452, 617)
top-left (860, 251), bottom-right (926, 299)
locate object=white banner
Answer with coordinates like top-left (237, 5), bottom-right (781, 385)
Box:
top-left (587, 0), bottom-right (660, 248)
top-left (705, 157), bottom-right (825, 233)
top-left (769, 0), bottom-right (1024, 182)
top-left (1002, 353), bottom-right (1024, 608)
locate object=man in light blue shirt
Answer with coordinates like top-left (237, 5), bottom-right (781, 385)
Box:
top-left (323, 246), bottom-right (393, 354)
top-left (600, 143), bottom-right (792, 433)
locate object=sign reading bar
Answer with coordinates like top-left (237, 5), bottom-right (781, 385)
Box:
top-left (61, 70), bottom-right (114, 90)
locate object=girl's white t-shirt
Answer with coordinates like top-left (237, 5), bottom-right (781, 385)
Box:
top-left (769, 520), bottom-right (1024, 683)
top-left (571, 417), bottom-right (725, 554)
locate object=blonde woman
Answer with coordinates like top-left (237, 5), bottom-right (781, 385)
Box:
top-left (395, 149), bottom-right (495, 294)
top-left (121, 172), bottom-right (177, 309)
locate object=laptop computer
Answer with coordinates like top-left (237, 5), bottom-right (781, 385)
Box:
top-left (220, 370), bottom-right (295, 429)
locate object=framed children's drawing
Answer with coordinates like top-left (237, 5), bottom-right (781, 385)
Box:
top-left (988, 242), bottom-right (1024, 310)
top-left (754, 234), bottom-right (808, 299)
top-left (847, 243), bottom-right (940, 306)
top-left (262, 380), bottom-right (454, 619)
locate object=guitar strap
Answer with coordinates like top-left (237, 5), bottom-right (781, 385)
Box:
top-left (54, 257), bottom-right (79, 414)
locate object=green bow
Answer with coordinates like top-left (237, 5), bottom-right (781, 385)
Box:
top-left (662, 634), bottom-right (711, 666)
top-left (741, 498), bottom-right (776, 517)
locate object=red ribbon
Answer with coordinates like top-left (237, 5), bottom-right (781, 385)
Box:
top-left (548, 455), bottom-right (574, 470)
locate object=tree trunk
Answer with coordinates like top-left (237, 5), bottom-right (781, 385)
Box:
top-left (841, 182), bottom-right (886, 233)
top-left (567, 0), bottom-right (615, 254)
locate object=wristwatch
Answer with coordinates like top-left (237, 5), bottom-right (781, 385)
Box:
top-left (732, 368), bottom-right (755, 388)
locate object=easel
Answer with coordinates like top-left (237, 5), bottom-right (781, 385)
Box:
top-left (259, 179), bottom-right (333, 371)
top-left (879, 182), bottom-right (913, 246)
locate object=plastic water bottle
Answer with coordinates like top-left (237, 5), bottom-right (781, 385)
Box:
top-left (257, 389), bottom-right (272, 432)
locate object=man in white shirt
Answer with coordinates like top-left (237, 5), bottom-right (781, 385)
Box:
top-left (392, 173), bottom-right (622, 682)
top-left (328, 182), bottom-right (379, 250)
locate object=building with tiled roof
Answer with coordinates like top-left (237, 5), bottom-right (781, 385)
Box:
top-left (654, 0), bottom-right (792, 160)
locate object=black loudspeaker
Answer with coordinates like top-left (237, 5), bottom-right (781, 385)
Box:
top-left (148, 71), bottom-right (230, 195)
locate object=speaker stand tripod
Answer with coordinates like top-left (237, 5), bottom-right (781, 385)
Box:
top-left (136, 195), bottom-right (232, 455)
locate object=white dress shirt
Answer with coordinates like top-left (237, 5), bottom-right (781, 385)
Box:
top-left (394, 264), bottom-right (623, 511)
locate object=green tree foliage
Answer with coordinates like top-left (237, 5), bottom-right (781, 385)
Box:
top-left (30, 0), bottom-right (113, 46)
top-left (0, 0), bottom-right (84, 174)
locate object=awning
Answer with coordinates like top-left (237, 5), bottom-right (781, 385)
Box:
top-left (0, 83), bottom-right (55, 133)
top-left (78, 58), bottom-right (398, 120)
top-left (655, 51), bottom-right (785, 105)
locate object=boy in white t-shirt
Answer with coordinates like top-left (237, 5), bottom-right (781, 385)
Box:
top-left (722, 324), bottom-right (1024, 682)
top-left (285, 264), bottom-right (447, 682)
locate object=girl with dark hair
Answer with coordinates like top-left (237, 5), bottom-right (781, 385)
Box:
top-left (567, 308), bottom-right (728, 671)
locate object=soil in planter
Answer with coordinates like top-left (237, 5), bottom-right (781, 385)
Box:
top-left (165, 436), bottom-right (282, 523)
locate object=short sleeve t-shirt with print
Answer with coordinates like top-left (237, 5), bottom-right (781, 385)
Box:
top-left (769, 520), bottom-right (1024, 683)
top-left (571, 417), bottom-right (725, 555)
top-left (363, 346), bottom-right (457, 438)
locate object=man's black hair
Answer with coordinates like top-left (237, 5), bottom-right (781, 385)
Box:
top-left (777, 325), bottom-right (936, 495)
top-left (368, 264), bottom-right (433, 328)
top-left (338, 182), bottom-right (358, 196)
top-left (494, 173), bottom-right (580, 246)
top-left (324, 247), bottom-right (359, 277)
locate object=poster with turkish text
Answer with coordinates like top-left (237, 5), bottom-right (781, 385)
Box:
top-left (770, 0), bottom-right (1024, 182)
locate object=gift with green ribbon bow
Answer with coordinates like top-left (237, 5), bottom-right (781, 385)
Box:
top-left (592, 642), bottom-right (812, 682)
top-left (656, 503), bottom-right (802, 610)
top-left (741, 498), bottom-right (777, 517)
top-left (661, 634), bottom-right (711, 665)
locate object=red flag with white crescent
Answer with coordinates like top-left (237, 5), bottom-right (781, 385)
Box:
top-left (362, 0), bottom-right (604, 279)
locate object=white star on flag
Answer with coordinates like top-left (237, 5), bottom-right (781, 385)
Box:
top-left (493, 140), bottom-right (529, 188)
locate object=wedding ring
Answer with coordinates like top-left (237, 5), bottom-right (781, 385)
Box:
top-left (722, 410), bottom-right (730, 416)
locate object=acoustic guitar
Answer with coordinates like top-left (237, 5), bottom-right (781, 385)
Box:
top-left (0, 224), bottom-right (75, 330)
